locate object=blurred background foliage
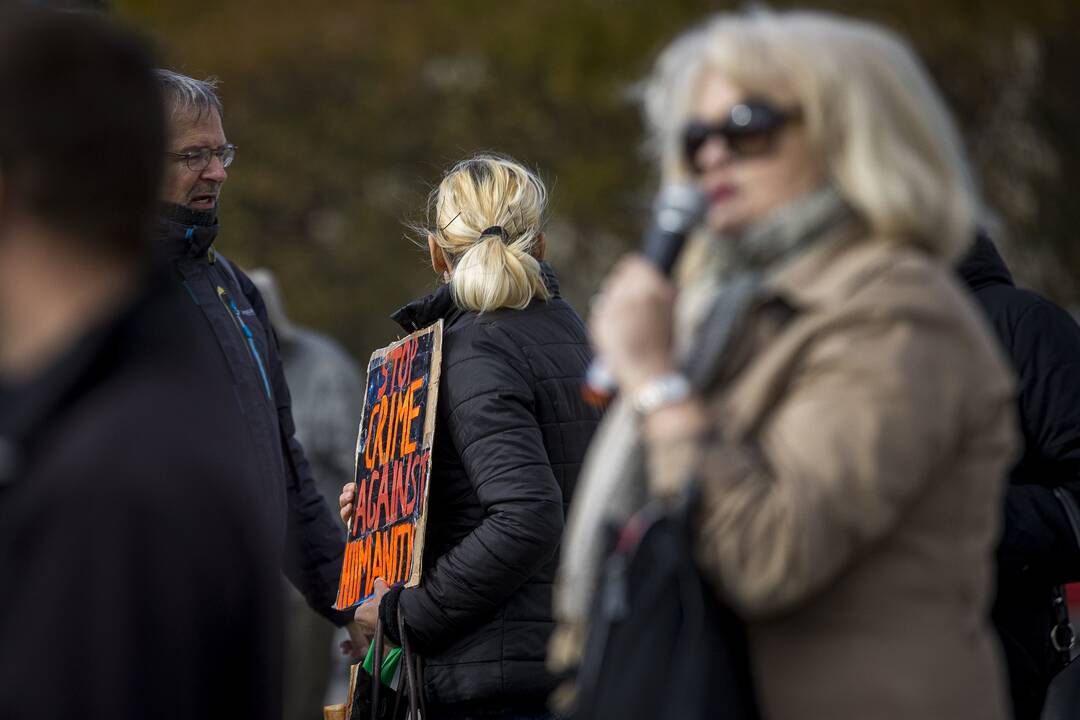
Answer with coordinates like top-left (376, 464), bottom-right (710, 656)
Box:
top-left (112, 0), bottom-right (1080, 361)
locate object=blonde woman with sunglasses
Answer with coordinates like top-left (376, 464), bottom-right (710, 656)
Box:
top-left (554, 9), bottom-right (1017, 720)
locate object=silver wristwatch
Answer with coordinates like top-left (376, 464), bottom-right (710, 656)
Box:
top-left (631, 373), bottom-right (692, 415)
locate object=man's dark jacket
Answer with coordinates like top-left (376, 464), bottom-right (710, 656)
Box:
top-left (957, 233), bottom-right (1080, 720)
top-left (378, 266), bottom-right (602, 708)
top-left (0, 276), bottom-right (281, 719)
top-left (159, 205), bottom-right (347, 623)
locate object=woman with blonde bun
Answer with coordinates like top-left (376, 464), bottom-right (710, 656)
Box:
top-left (341, 154), bottom-right (601, 719)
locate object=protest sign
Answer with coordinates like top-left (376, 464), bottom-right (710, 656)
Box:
top-left (334, 320), bottom-right (443, 610)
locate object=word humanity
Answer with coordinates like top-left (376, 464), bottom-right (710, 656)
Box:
top-left (334, 321), bottom-right (442, 610)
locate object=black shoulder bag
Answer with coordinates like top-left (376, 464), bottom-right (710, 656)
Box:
top-left (570, 272), bottom-right (769, 720)
top-left (570, 488), bottom-right (760, 720)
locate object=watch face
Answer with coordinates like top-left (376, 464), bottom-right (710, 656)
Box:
top-left (633, 373), bottom-right (691, 415)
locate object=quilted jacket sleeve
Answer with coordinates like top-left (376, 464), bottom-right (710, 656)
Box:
top-left (397, 325), bottom-right (564, 653)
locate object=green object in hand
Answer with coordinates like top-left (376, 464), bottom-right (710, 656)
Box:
top-left (362, 640), bottom-right (403, 689)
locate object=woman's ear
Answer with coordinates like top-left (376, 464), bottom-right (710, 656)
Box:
top-left (532, 232), bottom-right (546, 261)
top-left (428, 234), bottom-right (450, 275)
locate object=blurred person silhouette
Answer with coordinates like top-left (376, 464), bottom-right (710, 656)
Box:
top-left (338, 155), bottom-right (603, 720)
top-left (249, 268), bottom-right (365, 720)
top-left (957, 230), bottom-right (1080, 719)
top-left (152, 70), bottom-right (363, 650)
top-left (0, 8), bottom-right (280, 719)
top-left (553, 9), bottom-right (1019, 720)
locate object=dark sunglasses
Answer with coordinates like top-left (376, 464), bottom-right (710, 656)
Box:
top-left (682, 99), bottom-right (802, 172)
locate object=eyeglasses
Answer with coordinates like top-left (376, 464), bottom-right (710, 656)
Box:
top-left (682, 100), bottom-right (801, 173)
top-left (166, 143), bottom-right (238, 172)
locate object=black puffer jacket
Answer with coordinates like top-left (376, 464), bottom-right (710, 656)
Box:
top-left (380, 265), bottom-right (602, 708)
top-left (957, 233), bottom-right (1080, 720)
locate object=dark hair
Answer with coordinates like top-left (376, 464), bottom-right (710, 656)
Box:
top-left (0, 8), bottom-right (164, 254)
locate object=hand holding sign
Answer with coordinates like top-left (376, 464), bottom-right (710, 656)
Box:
top-left (355, 577), bottom-right (391, 639)
top-left (340, 482), bottom-right (356, 526)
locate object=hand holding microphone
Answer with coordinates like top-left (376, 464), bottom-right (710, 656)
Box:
top-left (584, 184), bottom-right (707, 405)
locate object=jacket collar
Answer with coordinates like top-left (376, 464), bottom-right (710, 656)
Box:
top-left (955, 230), bottom-right (1013, 292)
top-left (391, 261), bottom-right (563, 333)
top-left (764, 223), bottom-right (939, 312)
top-left (157, 202), bottom-right (219, 261)
top-left (391, 283), bottom-right (459, 334)
top-left (540, 262), bottom-right (563, 300)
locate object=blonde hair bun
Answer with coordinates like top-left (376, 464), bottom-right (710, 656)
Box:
top-left (427, 154), bottom-right (550, 313)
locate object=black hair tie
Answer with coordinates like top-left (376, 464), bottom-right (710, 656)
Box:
top-left (478, 225), bottom-right (510, 242)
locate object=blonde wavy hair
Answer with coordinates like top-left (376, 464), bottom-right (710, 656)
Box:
top-left (424, 154), bottom-right (550, 313)
top-left (642, 9), bottom-right (981, 260)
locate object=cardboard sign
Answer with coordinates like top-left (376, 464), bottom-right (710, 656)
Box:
top-left (333, 321), bottom-right (443, 610)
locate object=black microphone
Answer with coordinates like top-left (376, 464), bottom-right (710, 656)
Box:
top-left (584, 183), bottom-right (707, 405)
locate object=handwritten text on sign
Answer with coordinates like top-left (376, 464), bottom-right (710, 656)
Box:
top-left (334, 321), bottom-right (442, 610)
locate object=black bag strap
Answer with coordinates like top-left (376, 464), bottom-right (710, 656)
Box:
top-left (367, 607), bottom-right (424, 720)
top-left (397, 609), bottom-right (421, 719)
top-left (417, 654), bottom-right (427, 719)
top-left (360, 604), bottom-right (427, 720)
top-left (370, 621), bottom-right (384, 720)
top-left (1051, 488), bottom-right (1080, 661)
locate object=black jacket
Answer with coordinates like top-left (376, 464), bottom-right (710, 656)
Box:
top-left (957, 234), bottom-right (1080, 720)
top-left (380, 266), bottom-right (602, 707)
top-left (0, 276), bottom-right (281, 719)
top-left (158, 205), bottom-right (347, 624)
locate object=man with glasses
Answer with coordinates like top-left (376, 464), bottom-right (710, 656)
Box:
top-left (154, 70), bottom-right (359, 662)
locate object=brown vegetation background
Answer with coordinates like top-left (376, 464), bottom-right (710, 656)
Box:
top-left (115, 0), bottom-right (1080, 361)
